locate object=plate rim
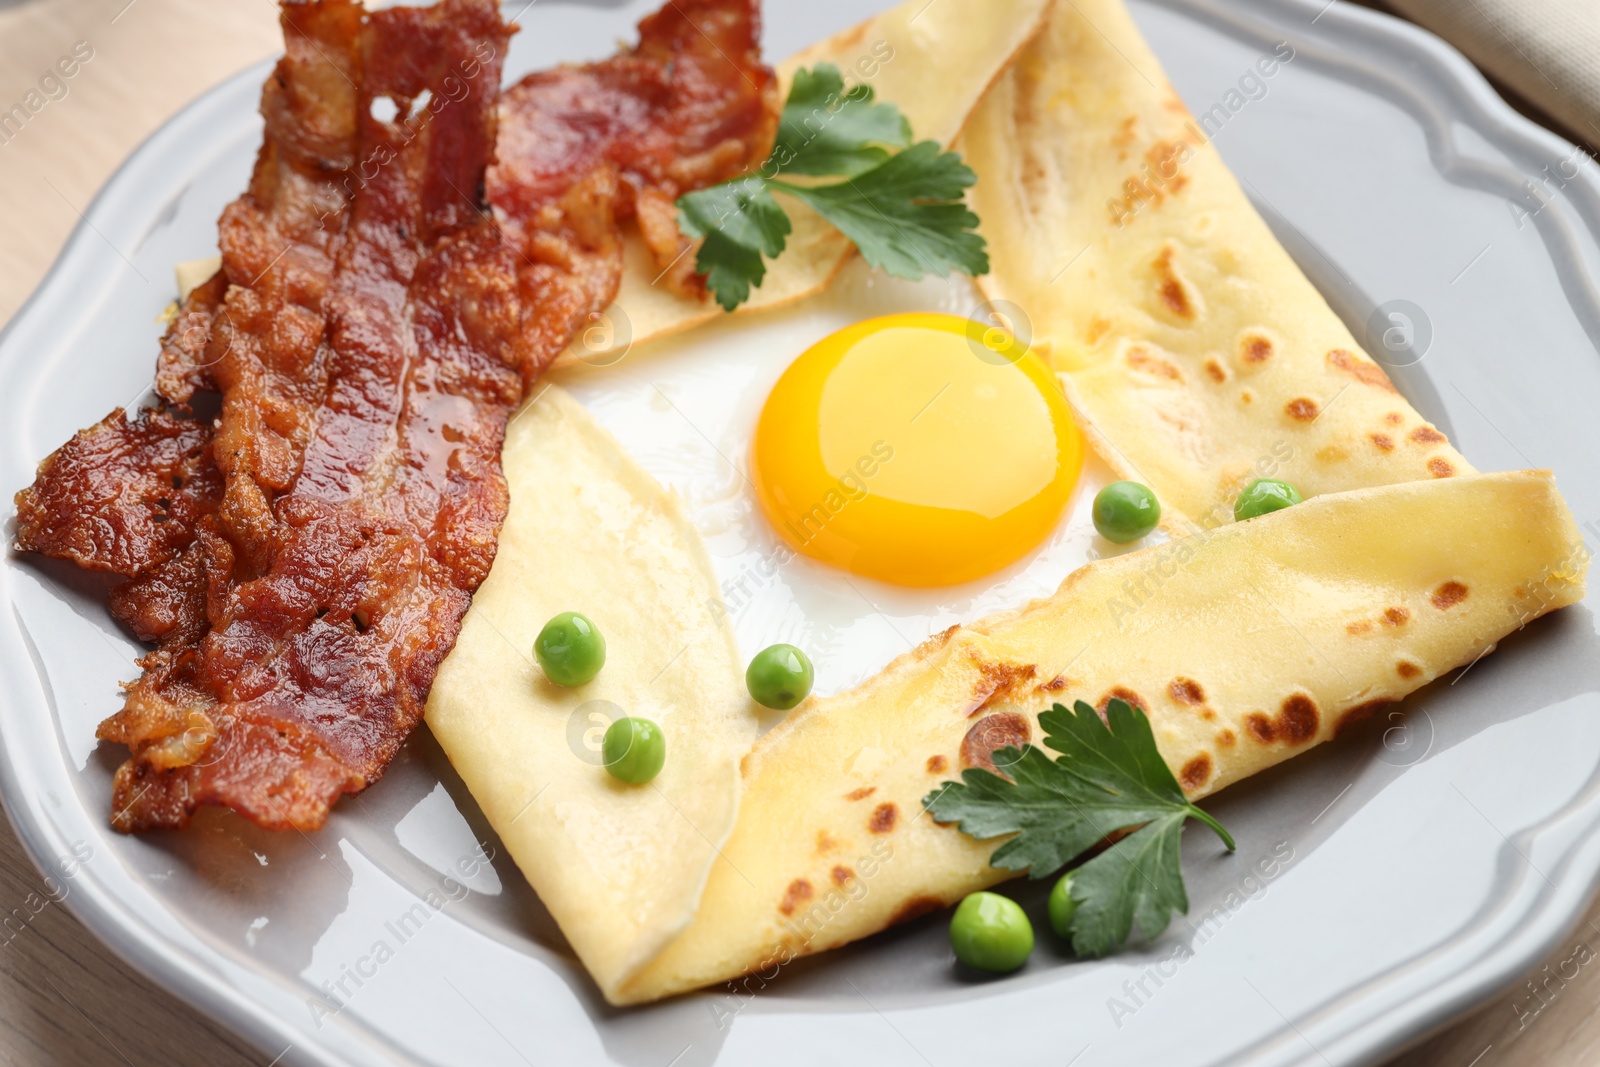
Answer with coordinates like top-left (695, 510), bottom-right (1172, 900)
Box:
top-left (3, 2), bottom-right (1599, 1065)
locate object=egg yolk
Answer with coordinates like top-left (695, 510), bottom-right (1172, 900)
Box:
top-left (751, 312), bottom-right (1083, 586)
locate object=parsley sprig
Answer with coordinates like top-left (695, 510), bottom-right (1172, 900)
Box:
top-left (924, 699), bottom-right (1235, 958)
top-left (676, 64), bottom-right (989, 311)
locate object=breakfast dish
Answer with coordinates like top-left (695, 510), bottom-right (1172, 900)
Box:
top-left (4, 0), bottom-right (1597, 1058)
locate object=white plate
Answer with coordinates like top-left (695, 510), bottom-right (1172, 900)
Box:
top-left (4, 1), bottom-right (1600, 1064)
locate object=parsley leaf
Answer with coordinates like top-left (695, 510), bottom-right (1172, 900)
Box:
top-left (774, 65), bottom-right (910, 177)
top-left (678, 176), bottom-right (791, 311)
top-left (772, 143), bottom-right (988, 281)
top-left (676, 64), bottom-right (987, 310)
top-left (923, 699), bottom-right (1234, 958)
top-left (1067, 814), bottom-right (1190, 958)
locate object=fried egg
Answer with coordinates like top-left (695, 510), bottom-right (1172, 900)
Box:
top-left (555, 262), bottom-right (1125, 696)
top-left (750, 312), bottom-right (1082, 586)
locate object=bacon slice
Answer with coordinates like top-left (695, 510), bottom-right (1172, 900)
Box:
top-left (15, 0), bottom-right (519, 832)
top-left (488, 0), bottom-right (778, 348)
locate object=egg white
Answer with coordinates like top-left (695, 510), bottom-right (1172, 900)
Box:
top-left (552, 260), bottom-right (1141, 699)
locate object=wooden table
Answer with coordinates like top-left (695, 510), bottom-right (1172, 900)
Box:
top-left (0, 0), bottom-right (1591, 1064)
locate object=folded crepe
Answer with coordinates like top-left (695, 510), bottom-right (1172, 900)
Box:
top-left (956, 0), bottom-right (1474, 529)
top-left (550, 0), bottom-right (1053, 367)
top-left (425, 385), bottom-right (755, 998)
top-left (620, 470), bottom-right (1586, 1002)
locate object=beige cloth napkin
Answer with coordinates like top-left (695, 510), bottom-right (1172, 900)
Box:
top-left (1384, 0), bottom-right (1600, 144)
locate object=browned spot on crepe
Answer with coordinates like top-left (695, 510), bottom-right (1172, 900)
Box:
top-left (1336, 699), bottom-right (1394, 737)
top-left (960, 712), bottom-right (1031, 775)
top-left (869, 803), bottom-right (898, 833)
top-left (1153, 246), bottom-right (1196, 320)
top-left (1432, 581), bottom-right (1468, 609)
top-left (845, 786), bottom-right (876, 801)
top-left (1128, 346), bottom-right (1183, 381)
top-left (1410, 425), bottom-right (1446, 444)
top-left (1248, 694), bottom-right (1320, 745)
top-left (1097, 686), bottom-right (1147, 715)
top-left (1168, 677), bottom-right (1205, 705)
top-left (971, 659), bottom-right (1038, 714)
top-left (779, 878), bottom-right (814, 915)
top-left (1327, 348), bottom-right (1398, 393)
top-left (1285, 397), bottom-right (1320, 422)
top-left (1240, 332), bottom-right (1273, 364)
top-left (1180, 753), bottom-right (1213, 791)
top-left (917, 625), bottom-right (960, 656)
top-left (1429, 457), bottom-right (1456, 478)
top-left (1146, 139), bottom-right (1191, 195)
top-left (1279, 694), bottom-right (1320, 744)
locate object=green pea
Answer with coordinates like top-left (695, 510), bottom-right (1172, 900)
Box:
top-left (602, 717), bottom-right (665, 784)
top-left (1092, 481), bottom-right (1161, 543)
top-left (1233, 478), bottom-right (1303, 521)
top-left (746, 643), bottom-right (814, 710)
top-left (1048, 872), bottom-right (1079, 939)
top-left (949, 891), bottom-right (1033, 973)
top-left (534, 611), bottom-right (606, 687)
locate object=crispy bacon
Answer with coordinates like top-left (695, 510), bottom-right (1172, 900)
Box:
top-left (19, 0), bottom-right (521, 832)
top-left (14, 409), bottom-right (221, 577)
top-left (13, 0), bottom-right (778, 834)
top-left (488, 0), bottom-right (778, 347)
